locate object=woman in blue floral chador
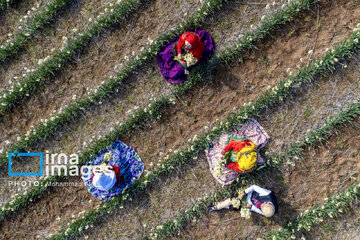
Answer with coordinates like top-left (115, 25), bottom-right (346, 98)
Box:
top-left (82, 140), bottom-right (144, 201)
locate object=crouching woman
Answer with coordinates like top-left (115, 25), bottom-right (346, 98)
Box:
top-left (209, 185), bottom-right (278, 218)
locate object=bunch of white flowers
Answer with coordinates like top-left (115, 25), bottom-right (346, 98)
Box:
top-left (183, 52), bottom-right (198, 67)
top-left (231, 198), bottom-right (241, 209)
top-left (213, 157), bottom-right (226, 178)
top-left (240, 207), bottom-right (251, 219)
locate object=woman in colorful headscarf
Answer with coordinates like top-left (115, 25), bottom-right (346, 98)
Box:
top-left (91, 162), bottom-right (123, 191)
top-left (222, 138), bottom-right (258, 173)
top-left (82, 140), bottom-right (144, 201)
top-left (208, 185), bottom-right (278, 218)
top-left (157, 30), bottom-right (214, 83)
top-left (174, 32), bottom-right (205, 68)
top-left (207, 119), bottom-right (270, 185)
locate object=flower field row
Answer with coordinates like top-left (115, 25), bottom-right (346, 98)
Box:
top-left (0, 0), bottom-right (229, 166)
top-left (0, 0), bottom-right (73, 62)
top-left (0, 0), bottom-right (317, 169)
top-left (0, 0), bottom-right (230, 220)
top-left (265, 183), bottom-right (360, 240)
top-left (0, 0), bottom-right (321, 234)
top-left (0, 0), bottom-right (319, 222)
top-left (45, 3), bottom-right (360, 239)
top-left (0, 0), bottom-right (150, 115)
top-left (147, 98), bottom-right (360, 239)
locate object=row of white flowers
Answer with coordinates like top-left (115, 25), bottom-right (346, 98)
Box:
top-left (0, 0), bottom-right (227, 224)
top-left (266, 183), bottom-right (360, 240)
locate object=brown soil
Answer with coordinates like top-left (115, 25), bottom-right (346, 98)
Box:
top-left (121, 0), bottom-right (360, 171)
top-left (0, 0), bottom-right (50, 44)
top-left (176, 113), bottom-right (360, 240)
top-left (0, 0), bottom-right (120, 89)
top-left (1, 0), bottom-right (360, 239)
top-left (260, 54), bottom-right (360, 153)
top-left (76, 156), bottom-right (223, 240)
top-left (0, 0), bottom-right (203, 203)
top-left (0, 0), bottom-right (201, 148)
top-left (203, 0), bottom-right (273, 52)
top-left (0, 177), bottom-right (100, 239)
top-left (0, 0), bottom-right (278, 201)
top-left (303, 203), bottom-right (360, 240)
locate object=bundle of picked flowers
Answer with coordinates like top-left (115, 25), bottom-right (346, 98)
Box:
top-left (174, 52), bottom-right (198, 68)
top-left (240, 207), bottom-right (251, 219)
top-left (231, 198), bottom-right (241, 209)
top-left (182, 52), bottom-right (198, 67)
top-left (214, 156), bottom-right (227, 178)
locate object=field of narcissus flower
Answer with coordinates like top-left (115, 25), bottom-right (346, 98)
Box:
top-left (0, 0), bottom-right (359, 239)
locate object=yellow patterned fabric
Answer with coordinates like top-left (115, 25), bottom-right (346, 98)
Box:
top-left (236, 142), bottom-right (257, 171)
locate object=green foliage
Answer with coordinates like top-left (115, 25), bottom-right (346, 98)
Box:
top-left (0, 0), bottom-right (73, 62)
top-left (0, 0), bottom-right (228, 168)
top-left (265, 184), bottom-right (360, 239)
top-left (3, 1), bottom-right (360, 239)
top-left (148, 100), bottom-right (360, 240)
top-left (0, 0), bottom-right (229, 223)
top-left (0, 0), bottom-right (146, 114)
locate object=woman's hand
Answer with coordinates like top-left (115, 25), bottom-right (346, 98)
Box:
top-left (246, 203), bottom-right (252, 209)
top-left (176, 54), bottom-right (186, 65)
top-left (238, 193), bottom-right (245, 200)
top-left (178, 59), bottom-right (187, 66)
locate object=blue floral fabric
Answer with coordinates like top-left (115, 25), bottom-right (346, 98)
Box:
top-left (82, 140), bottom-right (144, 201)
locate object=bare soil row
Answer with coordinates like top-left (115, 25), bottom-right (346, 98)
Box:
top-left (1, 0), bottom-right (359, 239)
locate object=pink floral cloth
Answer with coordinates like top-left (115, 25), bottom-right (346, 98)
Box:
top-left (206, 119), bottom-right (270, 185)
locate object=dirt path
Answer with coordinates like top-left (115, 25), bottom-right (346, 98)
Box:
top-left (0, 0), bottom-right (284, 237)
top-left (303, 203), bottom-right (360, 240)
top-left (175, 103), bottom-right (360, 240)
top-left (0, 0), bottom-right (275, 199)
top-left (0, 0), bottom-right (202, 147)
top-left (0, 0), bottom-right (51, 43)
top-left (0, 0), bottom-right (124, 89)
top-left (0, 0), bottom-right (278, 149)
top-left (0, 0), bottom-right (204, 203)
top-left (120, 0), bottom-right (360, 176)
top-left (1, 0), bottom-right (359, 239)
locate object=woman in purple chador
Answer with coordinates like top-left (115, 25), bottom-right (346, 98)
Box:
top-left (157, 30), bottom-right (215, 83)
